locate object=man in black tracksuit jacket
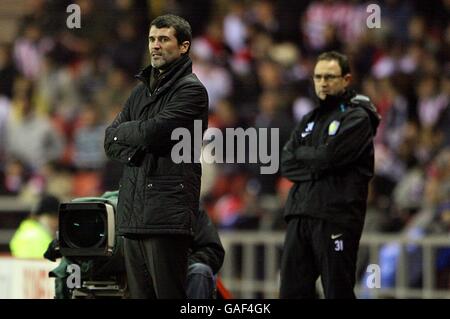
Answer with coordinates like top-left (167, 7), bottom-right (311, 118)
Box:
top-left (104, 15), bottom-right (208, 298)
top-left (279, 51), bottom-right (380, 299)
top-left (187, 208), bottom-right (225, 298)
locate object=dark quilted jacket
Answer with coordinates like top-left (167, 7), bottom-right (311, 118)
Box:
top-left (104, 55), bottom-right (208, 236)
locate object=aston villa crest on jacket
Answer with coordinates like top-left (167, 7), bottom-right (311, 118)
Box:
top-left (328, 120), bottom-right (340, 135)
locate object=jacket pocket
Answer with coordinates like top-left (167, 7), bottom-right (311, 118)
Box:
top-left (143, 177), bottom-right (188, 227)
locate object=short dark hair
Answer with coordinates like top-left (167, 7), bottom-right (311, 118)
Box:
top-left (316, 51), bottom-right (351, 75)
top-left (33, 194), bottom-right (60, 216)
top-left (150, 14), bottom-right (192, 53)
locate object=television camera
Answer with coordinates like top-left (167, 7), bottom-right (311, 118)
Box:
top-left (47, 191), bottom-right (126, 299)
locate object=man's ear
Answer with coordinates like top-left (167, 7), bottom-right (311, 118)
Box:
top-left (344, 73), bottom-right (352, 85)
top-left (180, 41), bottom-right (190, 54)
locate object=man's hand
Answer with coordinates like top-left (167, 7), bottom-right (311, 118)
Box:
top-left (128, 147), bottom-right (146, 167)
top-left (43, 239), bottom-right (62, 261)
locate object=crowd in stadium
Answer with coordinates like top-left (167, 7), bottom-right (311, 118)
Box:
top-left (0, 0), bottom-right (449, 290)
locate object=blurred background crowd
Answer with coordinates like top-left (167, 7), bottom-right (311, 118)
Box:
top-left (0, 0), bottom-right (449, 288)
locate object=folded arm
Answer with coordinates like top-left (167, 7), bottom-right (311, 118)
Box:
top-left (104, 91), bottom-right (143, 165)
top-left (281, 110), bottom-right (373, 181)
top-left (281, 127), bottom-right (317, 182)
top-left (110, 84), bottom-right (208, 149)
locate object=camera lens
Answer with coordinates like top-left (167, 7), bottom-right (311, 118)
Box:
top-left (63, 210), bottom-right (106, 248)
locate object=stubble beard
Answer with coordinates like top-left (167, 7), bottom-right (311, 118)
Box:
top-left (151, 59), bottom-right (165, 70)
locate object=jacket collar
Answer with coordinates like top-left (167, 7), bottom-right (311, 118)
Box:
top-left (135, 55), bottom-right (192, 94)
top-left (317, 89), bottom-right (356, 109)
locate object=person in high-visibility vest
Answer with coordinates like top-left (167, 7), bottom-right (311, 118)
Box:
top-left (10, 194), bottom-right (60, 258)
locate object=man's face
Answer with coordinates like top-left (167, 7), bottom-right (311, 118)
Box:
top-left (313, 60), bottom-right (351, 100)
top-left (148, 26), bottom-right (189, 70)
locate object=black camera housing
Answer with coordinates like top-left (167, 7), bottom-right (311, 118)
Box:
top-left (58, 200), bottom-right (116, 257)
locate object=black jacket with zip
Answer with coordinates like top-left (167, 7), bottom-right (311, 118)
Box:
top-left (281, 90), bottom-right (380, 229)
top-left (104, 55), bottom-right (209, 236)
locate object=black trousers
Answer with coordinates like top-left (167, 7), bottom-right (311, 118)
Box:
top-left (123, 235), bottom-right (191, 299)
top-left (280, 216), bottom-right (363, 299)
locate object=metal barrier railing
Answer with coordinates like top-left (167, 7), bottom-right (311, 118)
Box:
top-left (218, 231), bottom-right (450, 299)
